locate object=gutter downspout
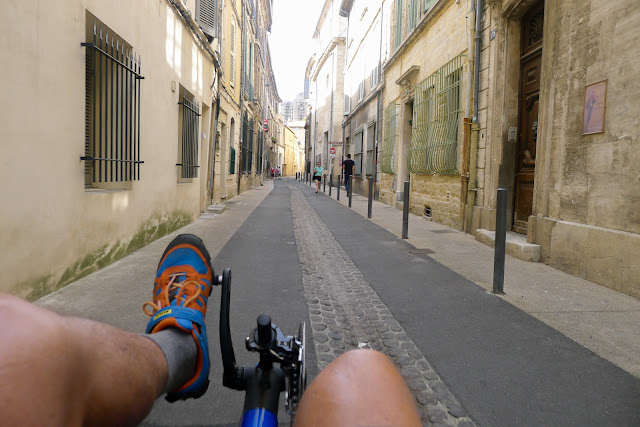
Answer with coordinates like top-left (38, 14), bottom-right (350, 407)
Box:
top-left (237, 0), bottom-right (245, 196)
top-left (313, 79), bottom-right (318, 175)
top-left (465, 0), bottom-right (483, 233)
top-left (208, 84), bottom-right (221, 206)
top-left (329, 50), bottom-right (335, 179)
top-left (373, 3), bottom-right (385, 199)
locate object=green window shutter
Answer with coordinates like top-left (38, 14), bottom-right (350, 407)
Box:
top-left (424, 0), bottom-right (437, 12)
top-left (230, 146), bottom-right (236, 174)
top-left (395, 0), bottom-right (403, 49)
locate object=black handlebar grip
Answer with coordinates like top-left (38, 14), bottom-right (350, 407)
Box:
top-left (257, 313), bottom-right (272, 346)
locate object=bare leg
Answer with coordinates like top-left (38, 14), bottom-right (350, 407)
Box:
top-left (295, 349), bottom-right (421, 426)
top-left (0, 293), bottom-right (167, 427)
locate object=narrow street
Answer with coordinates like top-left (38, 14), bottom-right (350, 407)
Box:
top-left (36, 179), bottom-right (640, 426)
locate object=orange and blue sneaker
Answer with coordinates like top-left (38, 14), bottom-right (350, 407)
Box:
top-left (142, 234), bottom-right (214, 401)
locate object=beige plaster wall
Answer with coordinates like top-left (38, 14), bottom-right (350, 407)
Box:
top-left (1, 0), bottom-right (215, 298)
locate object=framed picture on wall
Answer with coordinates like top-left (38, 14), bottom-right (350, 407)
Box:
top-left (583, 80), bottom-right (607, 135)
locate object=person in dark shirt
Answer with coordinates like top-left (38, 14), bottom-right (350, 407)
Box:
top-left (342, 154), bottom-right (355, 193)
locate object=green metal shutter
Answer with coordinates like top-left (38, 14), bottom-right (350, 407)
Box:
top-left (229, 146), bottom-right (236, 174)
top-left (424, 0), bottom-right (437, 12)
top-left (395, 0), bottom-right (403, 49)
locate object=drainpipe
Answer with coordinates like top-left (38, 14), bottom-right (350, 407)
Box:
top-left (465, 0), bottom-right (483, 233)
top-left (472, 0), bottom-right (483, 124)
top-left (237, 0), bottom-right (245, 196)
top-left (374, 4), bottom-right (385, 197)
top-left (329, 51), bottom-right (335, 178)
top-left (313, 79), bottom-right (318, 172)
top-left (208, 87), bottom-right (221, 206)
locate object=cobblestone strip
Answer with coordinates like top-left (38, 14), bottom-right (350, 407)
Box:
top-left (289, 186), bottom-right (475, 426)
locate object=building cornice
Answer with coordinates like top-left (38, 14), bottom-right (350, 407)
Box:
top-left (311, 37), bottom-right (346, 82)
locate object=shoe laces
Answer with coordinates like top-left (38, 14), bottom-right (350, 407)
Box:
top-left (142, 273), bottom-right (203, 316)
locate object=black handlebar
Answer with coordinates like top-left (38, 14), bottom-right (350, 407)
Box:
top-left (215, 267), bottom-right (306, 422)
top-left (257, 313), bottom-right (273, 347)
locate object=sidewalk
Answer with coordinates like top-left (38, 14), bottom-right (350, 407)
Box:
top-left (303, 177), bottom-right (640, 379)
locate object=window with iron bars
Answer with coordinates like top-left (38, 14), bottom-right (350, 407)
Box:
top-left (409, 54), bottom-right (464, 174)
top-left (177, 89), bottom-right (201, 179)
top-left (353, 131), bottom-right (363, 175)
top-left (242, 112), bottom-right (254, 173)
top-left (82, 14), bottom-right (144, 187)
top-left (381, 103), bottom-right (398, 174)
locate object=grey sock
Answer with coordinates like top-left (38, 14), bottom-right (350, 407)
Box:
top-left (144, 329), bottom-right (197, 394)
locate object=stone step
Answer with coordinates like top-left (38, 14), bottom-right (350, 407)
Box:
top-left (207, 204), bottom-right (226, 214)
top-left (475, 229), bottom-right (541, 262)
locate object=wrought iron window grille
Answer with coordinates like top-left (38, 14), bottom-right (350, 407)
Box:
top-left (176, 94), bottom-right (201, 179)
top-left (381, 102), bottom-right (398, 175)
top-left (409, 53), bottom-right (465, 175)
top-left (81, 21), bottom-right (144, 185)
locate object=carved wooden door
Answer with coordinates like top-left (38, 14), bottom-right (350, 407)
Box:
top-left (513, 2), bottom-right (544, 234)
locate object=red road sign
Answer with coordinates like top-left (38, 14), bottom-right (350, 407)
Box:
top-left (329, 147), bottom-right (336, 154)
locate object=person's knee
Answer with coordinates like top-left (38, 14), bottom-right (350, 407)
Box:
top-left (296, 350), bottom-right (421, 426)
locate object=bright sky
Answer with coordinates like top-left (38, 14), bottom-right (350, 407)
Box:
top-left (269, 0), bottom-right (325, 101)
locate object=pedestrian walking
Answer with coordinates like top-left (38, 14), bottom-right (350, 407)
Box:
top-left (343, 154), bottom-right (355, 193)
top-left (313, 162), bottom-right (324, 193)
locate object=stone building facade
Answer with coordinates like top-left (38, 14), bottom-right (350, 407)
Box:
top-left (307, 0), bottom-right (348, 182)
top-left (381, 0), bottom-right (472, 230)
top-left (473, 0), bottom-right (640, 297)
top-left (340, 0), bottom-right (391, 198)
top-left (375, 0), bottom-right (640, 297)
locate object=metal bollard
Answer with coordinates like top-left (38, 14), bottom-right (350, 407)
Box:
top-left (368, 178), bottom-right (373, 219)
top-left (348, 176), bottom-right (353, 207)
top-left (402, 181), bottom-right (410, 239)
top-left (323, 175), bottom-right (326, 193)
top-left (329, 175), bottom-right (332, 196)
top-left (493, 188), bottom-right (507, 294)
top-left (337, 176), bottom-right (341, 201)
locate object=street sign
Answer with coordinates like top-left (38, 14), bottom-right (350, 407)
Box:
top-left (329, 147), bottom-right (336, 154)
